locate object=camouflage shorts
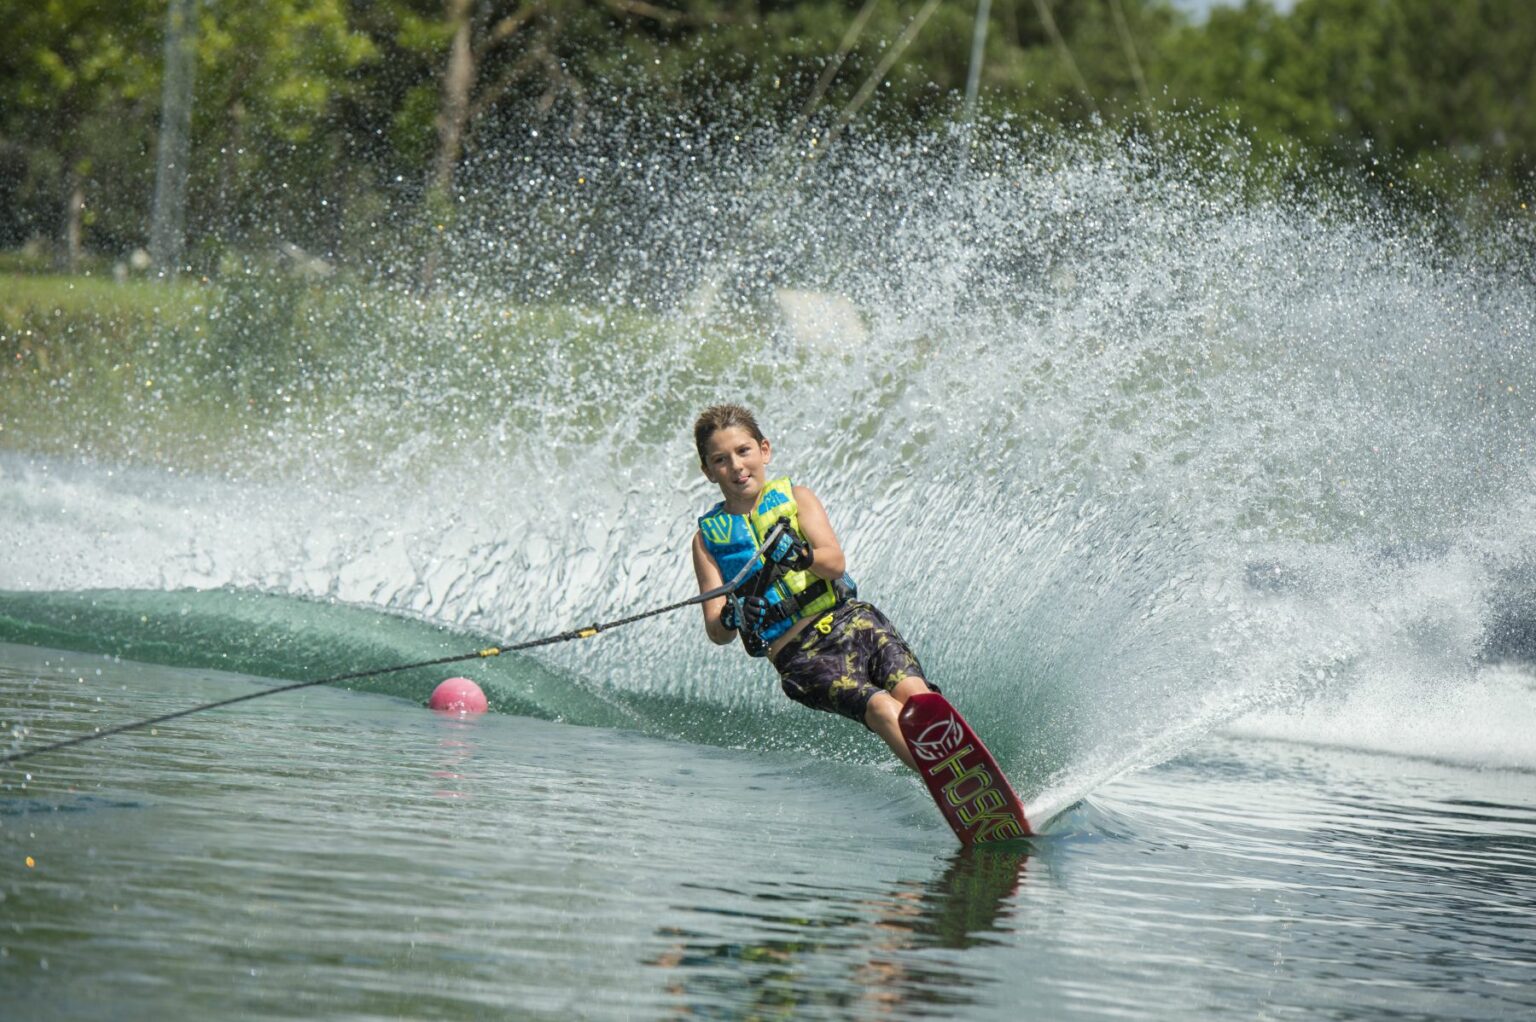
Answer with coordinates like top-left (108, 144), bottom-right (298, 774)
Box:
top-left (770, 600), bottom-right (928, 724)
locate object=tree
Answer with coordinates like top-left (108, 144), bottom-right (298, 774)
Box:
top-left (190, 0), bottom-right (376, 261)
top-left (381, 0), bottom-right (710, 289)
top-left (1157, 0), bottom-right (1536, 208)
top-left (0, 0), bottom-right (160, 266)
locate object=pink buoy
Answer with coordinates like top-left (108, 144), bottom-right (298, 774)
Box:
top-left (429, 676), bottom-right (488, 715)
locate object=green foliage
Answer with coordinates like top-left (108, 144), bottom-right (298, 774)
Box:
top-left (1160, 0), bottom-right (1536, 209)
top-left (1, 0), bottom-right (1530, 272)
top-left (188, 0), bottom-right (377, 255)
top-left (0, 0), bottom-right (161, 252)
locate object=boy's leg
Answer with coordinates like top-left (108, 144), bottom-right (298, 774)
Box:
top-left (864, 675), bottom-right (931, 772)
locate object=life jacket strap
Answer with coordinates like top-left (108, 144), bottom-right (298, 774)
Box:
top-left (755, 577), bottom-right (843, 630)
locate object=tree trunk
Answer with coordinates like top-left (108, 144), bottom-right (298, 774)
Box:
top-left (420, 0), bottom-right (477, 292)
top-left (61, 162), bottom-right (84, 273)
top-left (215, 95), bottom-right (247, 242)
top-left (149, 0), bottom-right (198, 279)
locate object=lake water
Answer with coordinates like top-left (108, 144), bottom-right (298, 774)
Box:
top-left (3, 628), bottom-right (1533, 1020)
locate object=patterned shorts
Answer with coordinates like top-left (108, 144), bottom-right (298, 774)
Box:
top-left (770, 600), bottom-right (928, 724)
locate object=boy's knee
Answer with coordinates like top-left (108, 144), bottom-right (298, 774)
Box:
top-left (864, 692), bottom-right (900, 732)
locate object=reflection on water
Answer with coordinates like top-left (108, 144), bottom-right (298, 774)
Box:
top-left (647, 843), bottom-right (1031, 1018)
top-left (917, 844), bottom-right (1032, 949)
top-left (430, 724), bottom-right (481, 800)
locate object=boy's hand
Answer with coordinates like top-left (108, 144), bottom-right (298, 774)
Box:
top-left (721, 595), bottom-right (772, 634)
top-left (766, 532), bottom-right (814, 572)
top-left (741, 594), bottom-right (772, 632)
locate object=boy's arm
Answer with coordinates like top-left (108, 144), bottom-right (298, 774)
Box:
top-left (791, 485), bottom-right (847, 580)
top-left (692, 530), bottom-right (738, 645)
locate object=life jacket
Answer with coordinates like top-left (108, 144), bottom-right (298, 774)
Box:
top-left (698, 477), bottom-right (854, 656)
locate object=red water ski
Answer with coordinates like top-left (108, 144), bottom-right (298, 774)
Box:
top-left (899, 692), bottom-right (1032, 844)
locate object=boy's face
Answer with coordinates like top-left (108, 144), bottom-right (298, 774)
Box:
top-left (701, 426), bottom-right (771, 509)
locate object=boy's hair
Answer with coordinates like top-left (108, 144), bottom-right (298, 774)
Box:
top-left (694, 404), bottom-right (765, 467)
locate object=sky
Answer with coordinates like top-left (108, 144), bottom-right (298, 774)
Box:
top-left (1169, 0), bottom-right (1296, 20)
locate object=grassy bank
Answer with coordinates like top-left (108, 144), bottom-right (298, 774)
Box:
top-left (1, 270), bottom-right (773, 475)
top-left (2, 273), bottom-right (218, 462)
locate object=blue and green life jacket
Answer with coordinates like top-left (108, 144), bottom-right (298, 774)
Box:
top-left (698, 477), bottom-right (854, 656)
